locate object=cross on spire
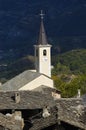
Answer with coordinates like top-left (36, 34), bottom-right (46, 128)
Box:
top-left (38, 10), bottom-right (48, 45)
top-left (40, 10), bottom-right (45, 20)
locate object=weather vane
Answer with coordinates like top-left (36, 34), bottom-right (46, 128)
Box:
top-left (40, 10), bottom-right (45, 19)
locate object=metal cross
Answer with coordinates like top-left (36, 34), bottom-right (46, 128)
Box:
top-left (40, 10), bottom-right (45, 19)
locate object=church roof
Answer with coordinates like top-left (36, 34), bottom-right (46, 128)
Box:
top-left (38, 11), bottom-right (48, 45)
top-left (0, 70), bottom-right (41, 91)
top-left (32, 85), bottom-right (51, 92)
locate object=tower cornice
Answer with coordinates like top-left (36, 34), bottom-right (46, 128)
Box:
top-left (34, 44), bottom-right (52, 48)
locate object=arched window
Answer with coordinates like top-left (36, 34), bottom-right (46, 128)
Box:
top-left (43, 49), bottom-right (47, 56)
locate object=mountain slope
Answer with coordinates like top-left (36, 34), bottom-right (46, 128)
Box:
top-left (0, 49), bottom-right (86, 83)
top-left (1, 49), bottom-right (86, 98)
top-left (52, 49), bottom-right (86, 74)
top-left (0, 0), bottom-right (86, 54)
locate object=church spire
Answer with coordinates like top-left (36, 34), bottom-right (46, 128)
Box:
top-left (34, 10), bottom-right (52, 77)
top-left (38, 10), bottom-right (48, 45)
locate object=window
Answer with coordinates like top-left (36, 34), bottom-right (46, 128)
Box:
top-left (43, 49), bottom-right (47, 56)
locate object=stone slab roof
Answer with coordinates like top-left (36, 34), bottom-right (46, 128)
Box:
top-left (0, 88), bottom-right (56, 110)
top-left (33, 85), bottom-right (61, 94)
top-left (82, 94), bottom-right (86, 106)
top-left (0, 70), bottom-right (41, 91)
top-left (32, 85), bottom-right (51, 92)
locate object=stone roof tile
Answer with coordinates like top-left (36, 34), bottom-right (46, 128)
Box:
top-left (0, 70), bottom-right (41, 91)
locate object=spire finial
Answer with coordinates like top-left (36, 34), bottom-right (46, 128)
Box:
top-left (40, 10), bottom-right (45, 20)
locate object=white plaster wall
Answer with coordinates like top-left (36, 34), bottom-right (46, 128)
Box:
top-left (52, 92), bottom-right (61, 99)
top-left (39, 46), bottom-right (51, 77)
top-left (19, 75), bottom-right (54, 91)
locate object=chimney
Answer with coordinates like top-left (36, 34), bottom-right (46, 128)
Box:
top-left (15, 92), bottom-right (20, 103)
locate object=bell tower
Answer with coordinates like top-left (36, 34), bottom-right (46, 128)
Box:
top-left (34, 10), bottom-right (52, 77)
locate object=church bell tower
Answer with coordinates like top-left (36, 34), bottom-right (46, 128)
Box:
top-left (34, 10), bottom-right (52, 77)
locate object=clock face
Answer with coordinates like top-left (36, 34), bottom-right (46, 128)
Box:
top-left (43, 57), bottom-right (48, 61)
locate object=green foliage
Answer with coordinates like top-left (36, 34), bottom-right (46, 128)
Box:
top-left (52, 49), bottom-right (86, 74)
top-left (52, 49), bottom-right (86, 97)
top-left (52, 74), bottom-right (86, 98)
top-left (0, 48), bottom-right (86, 98)
top-left (52, 62), bottom-right (71, 75)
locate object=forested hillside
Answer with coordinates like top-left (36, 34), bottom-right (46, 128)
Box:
top-left (0, 0), bottom-right (86, 54)
top-left (0, 55), bottom-right (34, 83)
top-left (52, 49), bottom-right (86, 74)
top-left (52, 49), bottom-right (86, 97)
top-left (0, 49), bottom-right (86, 98)
top-left (0, 0), bottom-right (86, 98)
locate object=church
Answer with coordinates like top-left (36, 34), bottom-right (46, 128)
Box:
top-left (0, 11), bottom-right (60, 97)
top-left (0, 11), bottom-right (66, 130)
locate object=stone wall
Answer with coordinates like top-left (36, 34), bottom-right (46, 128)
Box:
top-left (0, 90), bottom-right (86, 130)
top-left (0, 112), bottom-right (23, 130)
top-left (56, 98), bottom-right (86, 129)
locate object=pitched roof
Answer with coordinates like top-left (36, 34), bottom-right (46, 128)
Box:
top-left (33, 85), bottom-right (61, 94)
top-left (32, 85), bottom-right (51, 92)
top-left (0, 89), bottom-right (56, 109)
top-left (0, 70), bottom-right (41, 91)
